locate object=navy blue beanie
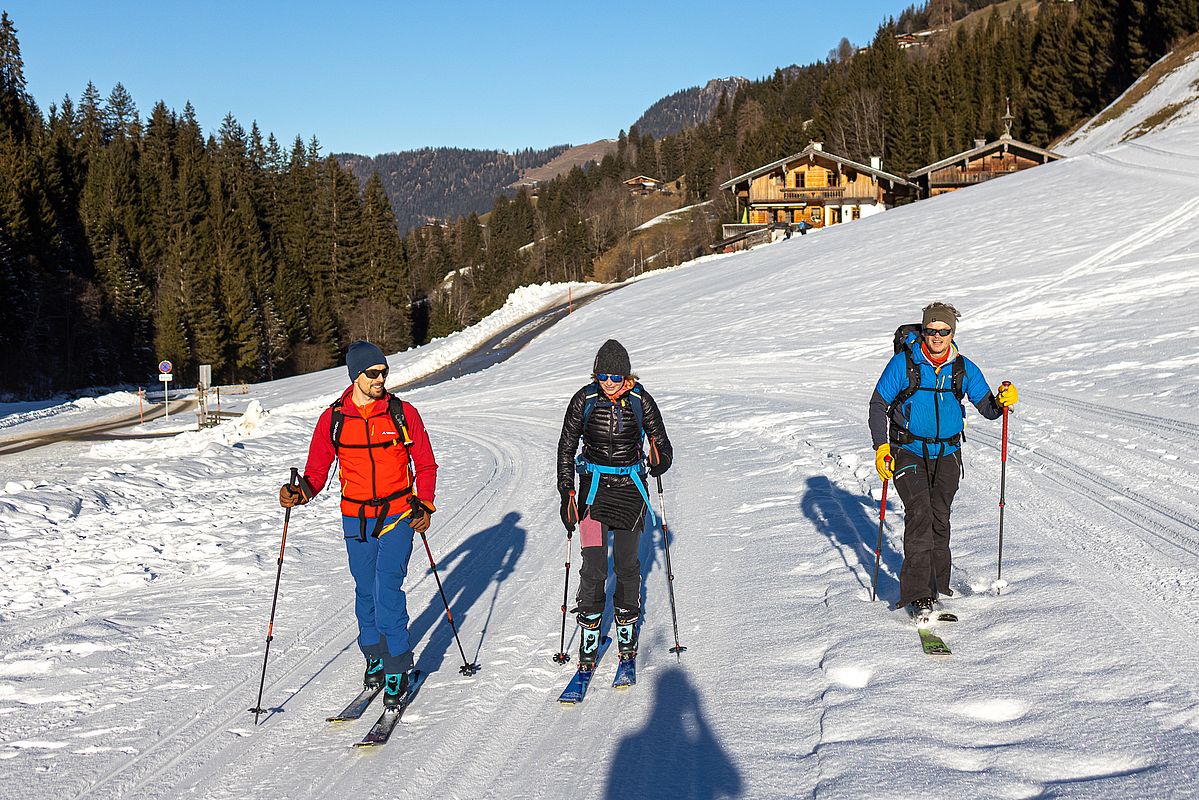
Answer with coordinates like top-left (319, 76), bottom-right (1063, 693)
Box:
top-left (346, 341), bottom-right (388, 381)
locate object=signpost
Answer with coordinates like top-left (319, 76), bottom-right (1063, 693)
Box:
top-left (158, 360), bottom-right (173, 419)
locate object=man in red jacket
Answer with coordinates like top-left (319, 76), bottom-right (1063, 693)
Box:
top-left (279, 340), bottom-right (438, 708)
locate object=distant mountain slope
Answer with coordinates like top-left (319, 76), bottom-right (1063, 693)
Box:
top-left (630, 77), bottom-right (747, 138)
top-left (507, 140), bottom-right (618, 188)
top-left (1057, 30), bottom-right (1199, 155)
top-left (337, 145), bottom-right (569, 233)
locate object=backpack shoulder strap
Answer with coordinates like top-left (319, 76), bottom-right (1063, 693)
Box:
top-left (951, 356), bottom-right (966, 401)
top-left (628, 386), bottom-right (645, 434)
top-left (890, 348), bottom-right (922, 411)
top-left (329, 396), bottom-right (346, 451)
top-left (581, 385), bottom-right (600, 427)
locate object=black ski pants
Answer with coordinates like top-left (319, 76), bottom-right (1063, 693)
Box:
top-left (574, 519), bottom-right (641, 617)
top-left (893, 447), bottom-right (962, 608)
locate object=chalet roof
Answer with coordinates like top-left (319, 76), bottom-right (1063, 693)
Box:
top-left (624, 175), bottom-right (663, 185)
top-left (907, 135), bottom-right (1063, 178)
top-left (719, 145), bottom-right (915, 190)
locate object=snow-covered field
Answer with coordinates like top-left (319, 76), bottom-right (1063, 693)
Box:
top-left (3, 110), bottom-right (1199, 799)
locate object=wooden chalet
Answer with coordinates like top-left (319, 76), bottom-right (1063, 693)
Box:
top-left (908, 104), bottom-right (1064, 196)
top-left (719, 142), bottom-right (916, 239)
top-left (624, 175), bottom-right (664, 194)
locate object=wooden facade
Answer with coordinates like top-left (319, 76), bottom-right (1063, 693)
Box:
top-left (908, 135), bottom-right (1063, 197)
top-left (624, 175), bottom-right (664, 194)
top-left (719, 143), bottom-right (916, 236)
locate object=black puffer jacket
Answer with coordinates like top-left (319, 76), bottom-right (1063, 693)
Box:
top-left (557, 383), bottom-right (672, 529)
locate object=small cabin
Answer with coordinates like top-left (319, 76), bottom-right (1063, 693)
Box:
top-left (908, 134), bottom-right (1063, 197)
top-left (719, 142), bottom-right (916, 240)
top-left (624, 175), bottom-right (664, 195)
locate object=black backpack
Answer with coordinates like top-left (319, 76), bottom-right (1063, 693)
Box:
top-left (329, 394), bottom-right (413, 455)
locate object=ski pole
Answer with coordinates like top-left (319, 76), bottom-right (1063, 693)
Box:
top-left (870, 455), bottom-right (892, 602)
top-left (250, 467), bottom-right (299, 725)
top-left (655, 474), bottom-right (686, 658)
top-left (553, 529), bottom-right (574, 665)
top-left (647, 440), bottom-right (685, 658)
top-left (996, 381), bottom-right (1011, 595)
top-left (553, 491), bottom-right (578, 665)
top-left (419, 530), bottom-right (481, 676)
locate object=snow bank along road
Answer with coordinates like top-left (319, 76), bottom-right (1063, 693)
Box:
top-left (2, 128), bottom-right (1199, 798)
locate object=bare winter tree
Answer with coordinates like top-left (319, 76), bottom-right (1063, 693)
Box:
top-left (828, 88), bottom-right (886, 163)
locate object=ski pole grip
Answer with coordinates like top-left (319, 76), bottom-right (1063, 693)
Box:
top-left (289, 467), bottom-right (299, 487)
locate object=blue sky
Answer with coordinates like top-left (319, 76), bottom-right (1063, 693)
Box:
top-left (6, 1), bottom-right (911, 155)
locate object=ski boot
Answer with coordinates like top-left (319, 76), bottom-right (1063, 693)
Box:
top-left (364, 657), bottom-right (385, 690)
top-left (614, 607), bottom-right (639, 661)
top-left (910, 597), bottom-right (935, 623)
top-left (382, 671), bottom-right (411, 710)
top-left (577, 612), bottom-right (602, 670)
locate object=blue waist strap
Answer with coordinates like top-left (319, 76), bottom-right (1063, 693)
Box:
top-left (575, 456), bottom-right (657, 524)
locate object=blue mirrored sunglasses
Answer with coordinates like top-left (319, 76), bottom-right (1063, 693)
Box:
top-left (595, 373), bottom-right (624, 383)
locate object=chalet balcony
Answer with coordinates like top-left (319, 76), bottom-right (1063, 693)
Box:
top-left (929, 170), bottom-right (1016, 187)
top-left (750, 186), bottom-right (879, 203)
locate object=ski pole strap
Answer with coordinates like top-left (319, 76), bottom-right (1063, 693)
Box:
top-left (575, 457), bottom-right (657, 524)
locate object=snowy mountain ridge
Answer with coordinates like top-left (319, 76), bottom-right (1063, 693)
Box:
top-left (2, 70), bottom-right (1199, 799)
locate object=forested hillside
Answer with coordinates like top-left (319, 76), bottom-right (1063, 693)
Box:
top-left (1, 0), bottom-right (1197, 398)
top-left (337, 145), bottom-right (569, 234)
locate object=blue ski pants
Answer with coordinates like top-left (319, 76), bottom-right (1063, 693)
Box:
top-left (342, 513), bottom-right (416, 674)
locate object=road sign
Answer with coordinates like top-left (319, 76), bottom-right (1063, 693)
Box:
top-left (159, 360), bottom-right (173, 374)
top-left (158, 373), bottom-right (174, 382)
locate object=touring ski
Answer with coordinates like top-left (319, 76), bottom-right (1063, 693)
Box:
top-left (918, 626), bottom-right (952, 656)
top-left (558, 636), bottom-right (611, 704)
top-left (612, 655), bottom-right (636, 689)
top-left (326, 685), bottom-right (381, 722)
top-left (354, 670), bottom-right (425, 747)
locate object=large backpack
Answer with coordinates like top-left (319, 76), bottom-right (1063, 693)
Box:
top-left (888, 324), bottom-right (965, 447)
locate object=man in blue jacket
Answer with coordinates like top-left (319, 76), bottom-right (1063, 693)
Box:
top-left (868, 302), bottom-right (1019, 615)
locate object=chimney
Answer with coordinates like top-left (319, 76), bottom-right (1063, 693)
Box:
top-left (810, 141), bottom-right (823, 151)
top-left (974, 138), bottom-right (987, 148)
top-left (870, 156), bottom-right (882, 170)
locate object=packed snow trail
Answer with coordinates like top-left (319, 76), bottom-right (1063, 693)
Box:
top-left (4, 126), bottom-right (1199, 797)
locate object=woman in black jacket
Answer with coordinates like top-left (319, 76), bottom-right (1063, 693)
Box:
top-left (556, 339), bottom-right (673, 669)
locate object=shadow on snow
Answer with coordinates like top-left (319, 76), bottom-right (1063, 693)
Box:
top-left (410, 510), bottom-right (526, 676)
top-left (800, 475), bottom-right (901, 604)
top-left (604, 666), bottom-right (743, 799)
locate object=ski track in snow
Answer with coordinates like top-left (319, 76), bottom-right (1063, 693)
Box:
top-left (5, 123), bottom-right (1199, 798)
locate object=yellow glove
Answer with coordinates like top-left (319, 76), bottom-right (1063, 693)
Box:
top-left (996, 382), bottom-right (1019, 407)
top-left (874, 444), bottom-right (893, 482)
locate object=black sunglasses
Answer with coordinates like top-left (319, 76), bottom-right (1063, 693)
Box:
top-left (922, 327), bottom-right (953, 337)
top-left (361, 367), bottom-right (389, 379)
top-left (595, 373), bottom-right (624, 383)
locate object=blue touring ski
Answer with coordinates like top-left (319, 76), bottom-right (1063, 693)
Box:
top-left (354, 670), bottom-right (425, 747)
top-left (558, 637), bottom-right (611, 705)
top-left (612, 655), bottom-right (636, 689)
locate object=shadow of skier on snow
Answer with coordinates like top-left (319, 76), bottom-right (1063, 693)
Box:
top-left (409, 511), bottom-right (526, 676)
top-left (604, 666), bottom-right (743, 799)
top-left (801, 475), bottom-right (901, 603)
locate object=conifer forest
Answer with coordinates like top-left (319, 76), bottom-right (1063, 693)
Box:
top-left (0, 0), bottom-right (1195, 396)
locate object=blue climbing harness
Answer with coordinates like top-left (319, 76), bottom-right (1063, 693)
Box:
top-left (575, 456), bottom-right (657, 524)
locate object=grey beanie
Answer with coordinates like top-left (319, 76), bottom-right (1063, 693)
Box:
top-left (922, 302), bottom-right (960, 332)
top-left (593, 339), bottom-right (631, 376)
top-left (346, 340), bottom-right (388, 381)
